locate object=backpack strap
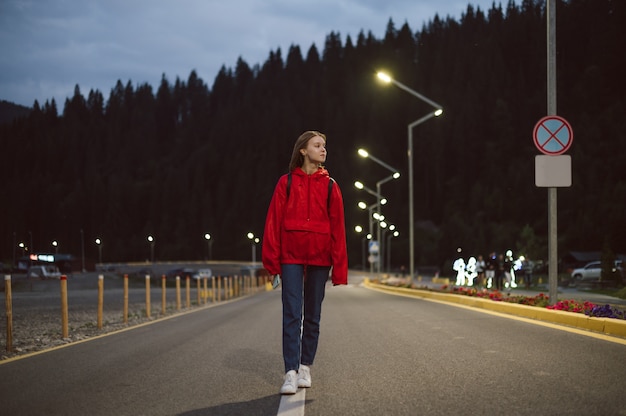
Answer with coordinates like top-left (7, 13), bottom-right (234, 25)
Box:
top-left (327, 177), bottom-right (334, 212)
top-left (286, 172), bottom-right (292, 200)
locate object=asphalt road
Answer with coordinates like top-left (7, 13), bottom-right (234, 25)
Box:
top-left (1, 271), bottom-right (625, 415)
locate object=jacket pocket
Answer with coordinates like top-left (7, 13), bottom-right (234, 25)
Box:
top-left (283, 219), bottom-right (330, 234)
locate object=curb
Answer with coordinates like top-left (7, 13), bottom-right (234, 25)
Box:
top-left (362, 279), bottom-right (626, 338)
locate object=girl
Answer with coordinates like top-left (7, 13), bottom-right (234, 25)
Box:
top-left (262, 130), bottom-right (348, 395)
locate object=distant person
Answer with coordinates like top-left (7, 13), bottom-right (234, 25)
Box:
top-left (522, 256), bottom-right (534, 289)
top-left (453, 257), bottom-right (466, 286)
top-left (485, 252), bottom-right (496, 289)
top-left (496, 253), bottom-right (505, 291)
top-left (475, 255), bottom-right (486, 287)
top-left (503, 250), bottom-right (514, 291)
top-left (465, 256), bottom-right (477, 286)
top-left (262, 130), bottom-right (348, 395)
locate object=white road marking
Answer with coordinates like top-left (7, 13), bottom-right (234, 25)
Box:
top-left (277, 388), bottom-right (306, 416)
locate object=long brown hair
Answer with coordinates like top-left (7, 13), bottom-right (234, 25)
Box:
top-left (288, 130), bottom-right (326, 171)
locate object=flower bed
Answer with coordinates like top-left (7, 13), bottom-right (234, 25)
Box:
top-left (380, 278), bottom-right (626, 320)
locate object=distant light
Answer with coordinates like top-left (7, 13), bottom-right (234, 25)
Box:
top-left (393, 172), bottom-right (400, 179)
top-left (377, 72), bottom-right (392, 83)
top-left (357, 148), bottom-right (369, 158)
top-left (355, 225), bottom-right (363, 233)
top-left (358, 201), bottom-right (367, 210)
top-left (435, 109), bottom-right (444, 117)
top-left (354, 181), bottom-right (364, 190)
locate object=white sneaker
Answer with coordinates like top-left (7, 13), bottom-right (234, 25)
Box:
top-left (297, 365), bottom-right (311, 388)
top-left (280, 370), bottom-right (298, 395)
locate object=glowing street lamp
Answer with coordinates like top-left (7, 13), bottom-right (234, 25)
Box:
top-left (52, 240), bottom-right (58, 254)
top-left (376, 71), bottom-right (444, 282)
top-left (358, 148), bottom-right (401, 177)
top-left (354, 181), bottom-right (386, 202)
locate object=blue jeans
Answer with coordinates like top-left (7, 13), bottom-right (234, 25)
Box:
top-left (281, 264), bottom-right (330, 373)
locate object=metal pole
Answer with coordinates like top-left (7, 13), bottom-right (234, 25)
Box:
top-left (376, 182), bottom-right (381, 274)
top-left (408, 112), bottom-right (437, 282)
top-left (547, 0), bottom-right (558, 305)
top-left (369, 205), bottom-right (374, 275)
top-left (408, 124), bottom-right (414, 282)
top-left (80, 229), bottom-right (85, 272)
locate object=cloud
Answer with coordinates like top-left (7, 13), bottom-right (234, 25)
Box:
top-left (0, 0), bottom-right (505, 106)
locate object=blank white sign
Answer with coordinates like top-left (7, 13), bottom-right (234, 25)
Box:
top-left (535, 155), bottom-right (572, 187)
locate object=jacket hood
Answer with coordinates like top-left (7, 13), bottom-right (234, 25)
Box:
top-left (292, 166), bottom-right (330, 178)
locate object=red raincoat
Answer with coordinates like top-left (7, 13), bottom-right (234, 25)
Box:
top-left (262, 167), bottom-right (348, 285)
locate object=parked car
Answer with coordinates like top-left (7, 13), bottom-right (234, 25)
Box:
top-left (196, 268), bottom-right (213, 279)
top-left (27, 265), bottom-right (62, 279)
top-left (165, 268), bottom-right (197, 280)
top-left (570, 260), bottom-right (623, 283)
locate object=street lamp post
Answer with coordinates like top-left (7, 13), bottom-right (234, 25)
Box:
top-left (377, 71), bottom-right (443, 283)
top-left (386, 229), bottom-right (399, 273)
top-left (95, 238), bottom-right (102, 264)
top-left (357, 201), bottom-right (381, 275)
top-left (204, 233), bottom-right (212, 260)
top-left (147, 235), bottom-right (155, 263)
top-left (355, 181), bottom-right (387, 276)
top-left (358, 148), bottom-right (400, 273)
top-left (354, 225), bottom-right (367, 272)
top-left (80, 229), bottom-right (85, 272)
top-left (247, 232), bottom-right (259, 264)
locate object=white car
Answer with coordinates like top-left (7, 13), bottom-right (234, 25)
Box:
top-left (570, 260), bottom-right (623, 283)
top-left (27, 265), bottom-right (62, 279)
top-left (196, 268), bottom-right (213, 279)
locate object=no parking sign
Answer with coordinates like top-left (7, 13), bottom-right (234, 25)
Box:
top-left (533, 115), bottom-right (573, 155)
top-left (533, 115), bottom-right (573, 187)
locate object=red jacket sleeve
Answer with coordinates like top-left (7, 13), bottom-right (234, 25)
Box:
top-left (262, 175), bottom-right (287, 276)
top-left (329, 181), bottom-right (348, 285)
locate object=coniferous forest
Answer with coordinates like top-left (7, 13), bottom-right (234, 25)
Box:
top-left (1, 0), bottom-right (625, 272)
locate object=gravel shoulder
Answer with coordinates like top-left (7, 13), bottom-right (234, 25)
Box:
top-left (1, 272), bottom-right (219, 361)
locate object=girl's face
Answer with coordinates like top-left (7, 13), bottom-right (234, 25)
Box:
top-left (301, 135), bottom-right (327, 165)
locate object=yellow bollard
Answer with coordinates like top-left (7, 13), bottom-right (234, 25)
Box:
top-left (97, 274), bottom-right (104, 329)
top-left (217, 276), bottom-right (221, 302)
top-left (161, 275), bottom-right (167, 315)
top-left (176, 276), bottom-right (181, 311)
top-left (60, 275), bottom-right (69, 338)
top-left (186, 276), bottom-right (191, 308)
top-left (5, 275), bottom-right (13, 352)
top-left (212, 276), bottom-right (216, 303)
top-left (196, 276), bottom-right (201, 306)
top-left (145, 275), bottom-right (151, 318)
top-left (203, 277), bottom-right (208, 304)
